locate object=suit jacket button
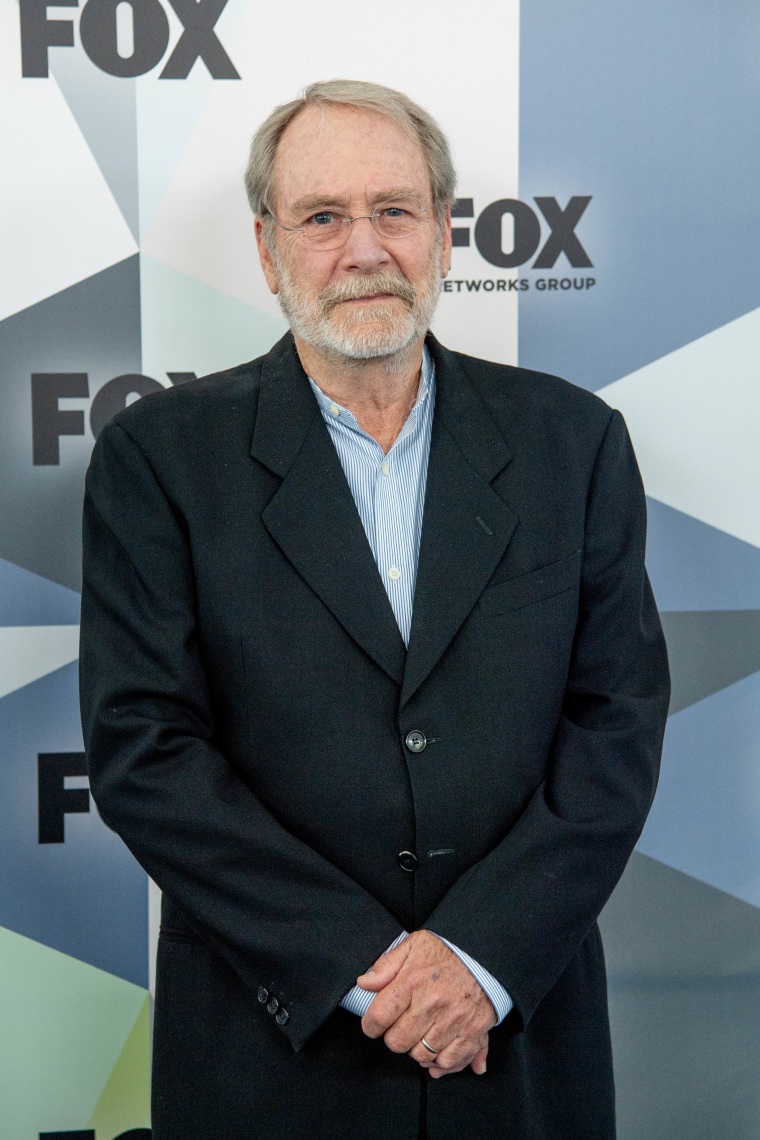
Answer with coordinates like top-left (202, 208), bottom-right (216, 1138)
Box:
top-left (405, 730), bottom-right (426, 753)
top-left (275, 1007), bottom-right (290, 1027)
top-left (398, 850), bottom-right (418, 872)
top-left (257, 987), bottom-right (269, 1004)
top-left (266, 996), bottom-right (280, 1015)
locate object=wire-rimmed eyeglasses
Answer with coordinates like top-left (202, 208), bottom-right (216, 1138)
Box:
top-left (268, 205), bottom-right (433, 250)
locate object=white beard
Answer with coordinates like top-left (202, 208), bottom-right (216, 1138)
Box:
top-left (270, 249), bottom-right (442, 364)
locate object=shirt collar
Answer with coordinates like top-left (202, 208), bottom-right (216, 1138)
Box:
top-left (308, 344), bottom-right (434, 434)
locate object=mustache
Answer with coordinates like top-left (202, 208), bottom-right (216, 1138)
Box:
top-left (319, 272), bottom-right (417, 310)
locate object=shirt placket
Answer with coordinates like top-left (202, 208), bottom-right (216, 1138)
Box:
top-left (375, 419), bottom-right (419, 643)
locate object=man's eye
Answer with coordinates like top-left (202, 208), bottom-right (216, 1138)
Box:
top-left (381, 206), bottom-right (409, 219)
top-left (306, 211), bottom-right (338, 227)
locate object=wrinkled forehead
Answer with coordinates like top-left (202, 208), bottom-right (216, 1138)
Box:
top-left (270, 104), bottom-right (432, 213)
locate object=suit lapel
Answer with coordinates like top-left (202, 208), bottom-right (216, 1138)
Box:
top-left (252, 336), bottom-right (406, 686)
top-left (401, 339), bottom-right (518, 707)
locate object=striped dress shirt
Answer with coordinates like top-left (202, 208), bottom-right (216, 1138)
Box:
top-left (308, 347), bottom-right (512, 1026)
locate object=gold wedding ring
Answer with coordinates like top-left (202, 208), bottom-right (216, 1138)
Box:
top-left (421, 1037), bottom-right (439, 1055)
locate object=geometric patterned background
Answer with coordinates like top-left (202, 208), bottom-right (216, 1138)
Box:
top-left (1, 0), bottom-right (759, 1135)
top-left (519, 5), bottom-right (760, 1136)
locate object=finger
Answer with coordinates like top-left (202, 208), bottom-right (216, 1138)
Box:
top-left (376, 996), bottom-right (452, 1057)
top-left (360, 978), bottom-right (412, 1040)
top-left (469, 1043), bottom-right (488, 1076)
top-left (387, 1011), bottom-right (449, 1059)
top-left (427, 1032), bottom-right (488, 1077)
top-left (428, 1053), bottom-right (476, 1078)
top-left (357, 939), bottom-right (411, 992)
top-left (371, 998), bottom-right (435, 1053)
top-left (407, 1032), bottom-right (450, 1067)
top-left (408, 1015), bottom-right (484, 1070)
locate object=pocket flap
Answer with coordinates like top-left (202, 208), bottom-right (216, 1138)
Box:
top-left (479, 550), bottom-right (581, 616)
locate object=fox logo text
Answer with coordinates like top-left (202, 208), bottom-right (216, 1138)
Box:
top-left (20, 0), bottom-right (239, 78)
top-left (452, 197), bottom-right (593, 269)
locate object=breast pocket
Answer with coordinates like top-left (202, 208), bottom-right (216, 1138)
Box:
top-left (479, 550), bottom-right (581, 617)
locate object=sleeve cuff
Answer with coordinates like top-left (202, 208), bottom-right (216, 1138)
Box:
top-left (339, 931), bottom-right (409, 1016)
top-left (433, 934), bottom-right (513, 1025)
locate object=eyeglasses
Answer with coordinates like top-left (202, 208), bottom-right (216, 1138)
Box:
top-left (269, 205), bottom-right (432, 250)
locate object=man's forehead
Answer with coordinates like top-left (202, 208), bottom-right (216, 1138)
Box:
top-left (271, 104), bottom-right (430, 208)
top-left (280, 102), bottom-right (414, 146)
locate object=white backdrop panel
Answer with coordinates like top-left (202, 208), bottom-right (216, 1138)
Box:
top-left (140, 0), bottom-right (520, 377)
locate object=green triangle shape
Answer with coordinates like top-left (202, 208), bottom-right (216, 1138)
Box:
top-left (0, 924), bottom-right (146, 1136)
top-left (140, 253), bottom-right (288, 380)
top-left (88, 994), bottom-right (151, 1136)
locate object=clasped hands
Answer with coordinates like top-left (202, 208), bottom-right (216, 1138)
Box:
top-left (357, 929), bottom-right (496, 1078)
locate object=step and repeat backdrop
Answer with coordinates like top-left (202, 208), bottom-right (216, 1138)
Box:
top-left (2, 0), bottom-right (759, 1136)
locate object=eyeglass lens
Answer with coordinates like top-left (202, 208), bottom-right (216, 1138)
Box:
top-left (300, 210), bottom-right (423, 248)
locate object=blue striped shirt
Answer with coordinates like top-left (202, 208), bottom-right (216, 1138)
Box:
top-left (308, 351), bottom-right (434, 644)
top-left (309, 347), bottom-right (512, 1026)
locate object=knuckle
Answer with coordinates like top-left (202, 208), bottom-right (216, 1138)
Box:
top-left (442, 1042), bottom-right (472, 1067)
top-left (436, 1057), bottom-right (463, 1074)
top-left (383, 1031), bottom-right (408, 1054)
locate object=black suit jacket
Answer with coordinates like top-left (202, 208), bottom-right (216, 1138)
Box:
top-left (80, 333), bottom-right (669, 1139)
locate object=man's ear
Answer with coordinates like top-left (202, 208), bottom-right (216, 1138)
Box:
top-left (255, 217), bottom-right (280, 295)
top-left (439, 203), bottom-right (452, 279)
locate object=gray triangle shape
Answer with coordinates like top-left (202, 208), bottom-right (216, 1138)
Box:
top-left (602, 851), bottom-right (760, 978)
top-left (0, 255), bottom-right (141, 591)
top-left (50, 52), bottom-right (139, 240)
top-left (600, 852), bottom-right (760, 1140)
top-left (660, 609), bottom-right (760, 715)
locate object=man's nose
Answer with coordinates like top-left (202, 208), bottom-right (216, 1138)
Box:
top-left (339, 216), bottom-right (390, 271)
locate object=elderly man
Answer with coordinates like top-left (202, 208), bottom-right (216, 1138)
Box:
top-left (80, 80), bottom-right (669, 1139)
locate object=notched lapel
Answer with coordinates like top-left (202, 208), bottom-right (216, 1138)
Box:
top-left (401, 343), bottom-right (518, 706)
top-left (253, 336), bottom-right (406, 686)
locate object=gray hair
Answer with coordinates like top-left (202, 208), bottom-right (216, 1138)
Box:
top-left (244, 79), bottom-right (456, 227)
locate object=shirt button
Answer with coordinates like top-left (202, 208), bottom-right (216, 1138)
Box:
top-left (381, 461), bottom-right (390, 476)
top-left (257, 987), bottom-right (269, 1004)
top-left (405, 730), bottom-right (426, 753)
top-left (398, 851), bottom-right (418, 873)
top-left (328, 403), bottom-right (340, 417)
top-left (266, 996), bottom-right (280, 1015)
top-left (275, 1007), bottom-right (290, 1027)
top-left (388, 567), bottom-right (402, 581)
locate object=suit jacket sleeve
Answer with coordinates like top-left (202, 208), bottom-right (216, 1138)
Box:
top-left (79, 419), bottom-right (403, 1051)
top-left (422, 408), bottom-right (670, 1030)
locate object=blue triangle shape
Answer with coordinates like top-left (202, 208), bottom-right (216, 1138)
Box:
top-left (637, 667), bottom-right (760, 910)
top-left (0, 662), bottom-right (147, 986)
top-left (646, 498), bottom-right (760, 612)
top-left (0, 557), bottom-right (81, 626)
